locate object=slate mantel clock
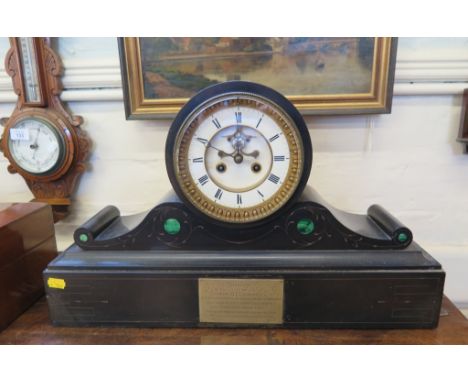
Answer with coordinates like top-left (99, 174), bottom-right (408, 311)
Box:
top-left (0, 37), bottom-right (91, 221)
top-left (45, 81), bottom-right (445, 329)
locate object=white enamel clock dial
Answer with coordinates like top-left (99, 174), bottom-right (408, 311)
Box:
top-left (8, 118), bottom-right (64, 174)
top-left (172, 91), bottom-right (306, 224)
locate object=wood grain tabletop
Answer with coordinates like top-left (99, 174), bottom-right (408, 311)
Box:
top-left (0, 296), bottom-right (467, 345)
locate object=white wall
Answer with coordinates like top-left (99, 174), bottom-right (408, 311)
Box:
top-left (1, 38), bottom-right (468, 307)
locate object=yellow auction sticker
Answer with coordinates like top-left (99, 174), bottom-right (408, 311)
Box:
top-left (47, 278), bottom-right (66, 290)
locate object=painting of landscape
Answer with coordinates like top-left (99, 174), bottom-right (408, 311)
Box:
top-left (139, 37), bottom-right (376, 100)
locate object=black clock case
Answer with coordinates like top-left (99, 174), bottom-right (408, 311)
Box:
top-left (45, 246), bottom-right (444, 329)
top-left (44, 188), bottom-right (445, 329)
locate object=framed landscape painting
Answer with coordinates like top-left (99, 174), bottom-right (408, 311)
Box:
top-left (119, 37), bottom-right (397, 119)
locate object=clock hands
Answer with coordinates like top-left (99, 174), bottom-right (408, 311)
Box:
top-left (203, 142), bottom-right (235, 159)
top-left (198, 139), bottom-right (240, 161)
top-left (217, 149), bottom-right (235, 159)
top-left (197, 124), bottom-right (260, 165)
top-left (31, 127), bottom-right (40, 159)
top-left (31, 127), bottom-right (40, 146)
top-left (214, 144), bottom-right (259, 164)
top-left (241, 149), bottom-right (260, 159)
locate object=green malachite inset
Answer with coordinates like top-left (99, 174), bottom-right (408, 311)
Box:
top-left (79, 234), bottom-right (88, 242)
top-left (397, 233), bottom-right (408, 243)
top-left (297, 218), bottom-right (315, 235)
top-left (164, 218), bottom-right (181, 235)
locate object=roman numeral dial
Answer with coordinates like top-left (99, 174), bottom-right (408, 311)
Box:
top-left (171, 86), bottom-right (308, 225)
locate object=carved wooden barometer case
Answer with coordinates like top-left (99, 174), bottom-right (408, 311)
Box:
top-left (0, 38), bottom-right (90, 220)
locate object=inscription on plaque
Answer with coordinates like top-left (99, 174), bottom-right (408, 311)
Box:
top-left (198, 278), bottom-right (284, 324)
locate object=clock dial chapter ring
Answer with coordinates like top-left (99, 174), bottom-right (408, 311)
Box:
top-left (173, 91), bottom-right (305, 225)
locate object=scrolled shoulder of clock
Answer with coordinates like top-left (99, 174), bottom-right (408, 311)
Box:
top-left (165, 81), bottom-right (312, 226)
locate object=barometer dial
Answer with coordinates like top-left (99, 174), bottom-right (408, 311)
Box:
top-left (166, 81), bottom-right (312, 225)
top-left (7, 117), bottom-right (65, 175)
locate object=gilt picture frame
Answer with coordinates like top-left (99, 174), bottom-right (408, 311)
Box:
top-left (118, 37), bottom-right (397, 119)
top-left (457, 88), bottom-right (468, 151)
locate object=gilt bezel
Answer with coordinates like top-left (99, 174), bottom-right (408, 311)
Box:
top-left (166, 81), bottom-right (312, 227)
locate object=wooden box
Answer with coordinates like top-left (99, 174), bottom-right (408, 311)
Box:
top-left (0, 202), bottom-right (57, 331)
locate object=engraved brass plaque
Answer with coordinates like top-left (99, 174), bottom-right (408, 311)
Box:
top-left (199, 278), bottom-right (284, 324)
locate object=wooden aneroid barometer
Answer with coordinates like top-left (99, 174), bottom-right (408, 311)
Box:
top-left (0, 37), bottom-right (90, 221)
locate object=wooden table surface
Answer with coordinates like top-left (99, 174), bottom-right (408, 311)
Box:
top-left (0, 296), bottom-right (467, 345)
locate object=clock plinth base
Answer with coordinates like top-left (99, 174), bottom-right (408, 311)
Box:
top-left (44, 243), bottom-right (445, 329)
top-left (44, 188), bottom-right (445, 329)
